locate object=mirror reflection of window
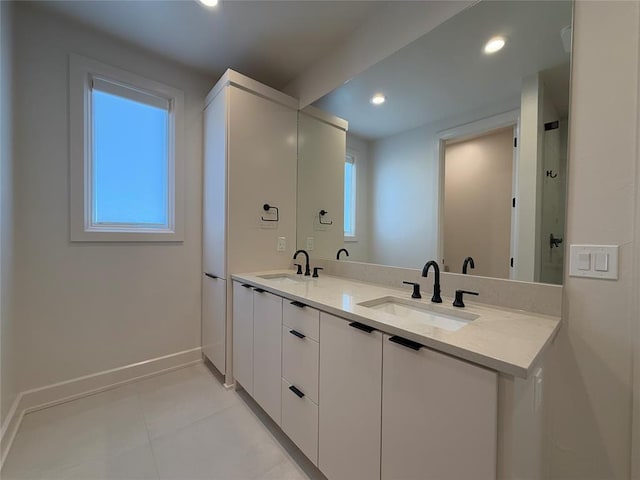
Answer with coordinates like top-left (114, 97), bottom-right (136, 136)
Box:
top-left (344, 153), bottom-right (356, 238)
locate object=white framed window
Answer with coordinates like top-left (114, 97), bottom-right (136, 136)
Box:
top-left (344, 152), bottom-right (357, 239)
top-left (69, 54), bottom-right (185, 241)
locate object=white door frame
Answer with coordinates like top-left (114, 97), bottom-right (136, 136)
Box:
top-left (435, 109), bottom-right (520, 276)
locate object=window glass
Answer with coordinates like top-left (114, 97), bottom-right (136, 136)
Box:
top-left (92, 89), bottom-right (169, 226)
top-left (344, 155), bottom-right (356, 237)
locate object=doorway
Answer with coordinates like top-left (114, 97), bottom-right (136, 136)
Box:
top-left (442, 126), bottom-right (515, 278)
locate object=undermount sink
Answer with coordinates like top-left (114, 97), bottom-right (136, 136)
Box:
top-left (358, 296), bottom-right (478, 332)
top-left (257, 273), bottom-right (309, 284)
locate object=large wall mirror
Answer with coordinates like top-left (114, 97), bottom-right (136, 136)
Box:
top-left (297, 0), bottom-right (572, 285)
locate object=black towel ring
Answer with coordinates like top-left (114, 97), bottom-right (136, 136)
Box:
top-left (319, 209), bottom-right (333, 225)
top-left (261, 204), bottom-right (279, 222)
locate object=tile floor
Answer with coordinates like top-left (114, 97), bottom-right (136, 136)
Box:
top-left (1, 363), bottom-right (323, 480)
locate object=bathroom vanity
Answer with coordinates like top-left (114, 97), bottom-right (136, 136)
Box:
top-left (201, 1), bottom-right (572, 478)
top-left (231, 270), bottom-right (561, 480)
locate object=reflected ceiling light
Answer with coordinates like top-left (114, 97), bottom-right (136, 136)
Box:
top-left (370, 94), bottom-right (386, 105)
top-left (484, 36), bottom-right (506, 54)
top-left (198, 0), bottom-right (219, 7)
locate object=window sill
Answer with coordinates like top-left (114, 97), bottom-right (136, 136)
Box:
top-left (344, 236), bottom-right (359, 243)
top-left (70, 228), bottom-right (184, 243)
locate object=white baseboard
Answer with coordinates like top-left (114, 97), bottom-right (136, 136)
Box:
top-left (0, 347), bottom-right (202, 468)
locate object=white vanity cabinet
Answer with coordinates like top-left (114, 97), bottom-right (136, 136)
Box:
top-left (252, 289), bottom-right (283, 425)
top-left (232, 281), bottom-right (284, 425)
top-left (231, 282), bottom-right (254, 394)
top-left (281, 300), bottom-right (320, 464)
top-left (318, 313), bottom-right (383, 480)
top-left (231, 278), bottom-right (503, 479)
top-left (381, 334), bottom-right (498, 480)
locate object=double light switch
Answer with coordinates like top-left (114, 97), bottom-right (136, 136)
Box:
top-left (569, 245), bottom-right (619, 280)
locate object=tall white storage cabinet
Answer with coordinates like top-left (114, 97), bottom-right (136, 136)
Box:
top-left (202, 70), bottom-right (298, 384)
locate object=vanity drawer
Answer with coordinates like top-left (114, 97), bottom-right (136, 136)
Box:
top-left (282, 326), bottom-right (319, 403)
top-left (281, 378), bottom-right (319, 466)
top-left (283, 300), bottom-right (320, 341)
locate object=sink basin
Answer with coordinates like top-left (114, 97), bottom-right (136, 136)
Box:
top-left (357, 296), bottom-right (478, 332)
top-left (257, 273), bottom-right (308, 285)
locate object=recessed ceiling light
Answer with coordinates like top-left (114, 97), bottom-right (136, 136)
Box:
top-left (484, 36), bottom-right (506, 54)
top-left (370, 94), bottom-right (386, 105)
top-left (198, 0), bottom-right (219, 7)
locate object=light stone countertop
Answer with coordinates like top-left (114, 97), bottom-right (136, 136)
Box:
top-left (232, 270), bottom-right (562, 378)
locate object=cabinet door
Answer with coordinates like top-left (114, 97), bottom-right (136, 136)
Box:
top-left (202, 275), bottom-right (226, 374)
top-left (227, 86), bottom-right (297, 274)
top-left (319, 313), bottom-right (382, 480)
top-left (382, 334), bottom-right (498, 480)
top-left (203, 90), bottom-right (227, 278)
top-left (253, 290), bottom-right (283, 425)
top-left (232, 282), bottom-right (254, 394)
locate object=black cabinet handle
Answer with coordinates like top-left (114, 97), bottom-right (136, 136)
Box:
top-left (289, 329), bottom-right (306, 339)
top-left (253, 288), bottom-right (266, 293)
top-left (349, 322), bottom-right (375, 333)
top-left (288, 385), bottom-right (305, 398)
top-left (204, 273), bottom-right (218, 279)
top-left (290, 301), bottom-right (306, 308)
top-left (241, 284), bottom-right (252, 289)
top-left (389, 335), bottom-right (423, 351)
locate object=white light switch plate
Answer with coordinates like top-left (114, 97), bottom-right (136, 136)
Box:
top-left (569, 245), bottom-right (619, 280)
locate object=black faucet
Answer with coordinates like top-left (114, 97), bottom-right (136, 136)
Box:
top-left (293, 250), bottom-right (311, 276)
top-left (462, 256), bottom-right (475, 274)
top-left (336, 248), bottom-right (349, 260)
top-left (421, 260), bottom-right (442, 303)
top-left (402, 281), bottom-right (422, 299)
top-left (453, 290), bottom-right (479, 308)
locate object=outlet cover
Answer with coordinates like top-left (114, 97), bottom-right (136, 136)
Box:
top-left (306, 237), bottom-right (314, 251)
top-left (277, 237), bottom-right (286, 252)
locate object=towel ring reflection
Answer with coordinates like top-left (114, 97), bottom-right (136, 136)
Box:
top-left (319, 210), bottom-right (333, 225)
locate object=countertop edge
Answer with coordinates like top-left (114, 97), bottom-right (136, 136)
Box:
top-left (231, 272), bottom-right (561, 379)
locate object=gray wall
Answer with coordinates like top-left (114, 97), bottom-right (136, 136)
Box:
top-left (8, 4), bottom-right (213, 395)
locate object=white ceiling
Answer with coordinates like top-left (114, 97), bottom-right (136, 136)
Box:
top-left (313, 0), bottom-right (573, 140)
top-left (34, 0), bottom-right (389, 89)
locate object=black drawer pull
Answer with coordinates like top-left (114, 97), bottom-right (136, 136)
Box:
top-left (204, 273), bottom-right (218, 279)
top-left (289, 385), bottom-right (305, 398)
top-left (389, 335), bottom-right (423, 351)
top-left (290, 301), bottom-right (306, 308)
top-left (289, 329), bottom-right (306, 339)
top-left (241, 284), bottom-right (252, 289)
top-left (253, 288), bottom-right (266, 293)
top-left (349, 322), bottom-right (375, 333)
